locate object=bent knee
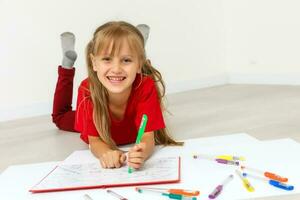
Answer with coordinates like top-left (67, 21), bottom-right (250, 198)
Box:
top-left (51, 112), bottom-right (77, 132)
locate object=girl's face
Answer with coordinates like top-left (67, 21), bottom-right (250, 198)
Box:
top-left (92, 39), bottom-right (141, 96)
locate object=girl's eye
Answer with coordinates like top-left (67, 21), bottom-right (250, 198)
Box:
top-left (123, 58), bottom-right (132, 63)
top-left (102, 57), bottom-right (111, 61)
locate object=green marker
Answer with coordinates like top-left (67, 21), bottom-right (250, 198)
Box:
top-left (128, 114), bottom-right (148, 173)
top-left (162, 193), bottom-right (197, 200)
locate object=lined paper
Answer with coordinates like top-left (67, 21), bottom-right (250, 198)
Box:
top-left (31, 156), bottom-right (179, 191)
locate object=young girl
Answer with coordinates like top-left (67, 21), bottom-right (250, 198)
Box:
top-left (52, 21), bottom-right (182, 170)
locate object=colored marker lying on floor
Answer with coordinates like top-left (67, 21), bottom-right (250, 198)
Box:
top-left (83, 194), bottom-right (93, 200)
top-left (236, 169), bottom-right (255, 192)
top-left (136, 187), bottom-right (198, 200)
top-left (241, 165), bottom-right (288, 182)
top-left (242, 172), bottom-right (294, 191)
top-left (107, 190), bottom-right (128, 200)
top-left (208, 174), bottom-right (234, 199)
top-left (215, 159), bottom-right (239, 166)
top-left (162, 193), bottom-right (197, 200)
top-left (135, 187), bottom-right (199, 197)
top-left (217, 155), bottom-right (245, 161)
top-left (193, 154), bottom-right (239, 166)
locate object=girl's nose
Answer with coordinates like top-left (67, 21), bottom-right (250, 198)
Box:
top-left (111, 61), bottom-right (122, 73)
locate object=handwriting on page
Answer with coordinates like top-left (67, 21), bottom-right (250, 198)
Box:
top-left (33, 157), bottom-right (179, 190)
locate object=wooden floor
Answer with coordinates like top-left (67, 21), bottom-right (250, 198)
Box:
top-left (166, 84), bottom-right (300, 142)
top-left (0, 84), bottom-right (300, 199)
top-left (1, 84), bottom-right (300, 171)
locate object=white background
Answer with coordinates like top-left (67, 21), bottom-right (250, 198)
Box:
top-left (1, 0), bottom-right (300, 121)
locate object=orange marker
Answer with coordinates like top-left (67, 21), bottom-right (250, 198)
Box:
top-left (168, 189), bottom-right (199, 196)
top-left (135, 187), bottom-right (200, 197)
top-left (241, 165), bottom-right (288, 182)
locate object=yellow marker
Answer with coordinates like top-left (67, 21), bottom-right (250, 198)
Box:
top-left (217, 155), bottom-right (245, 161)
top-left (236, 169), bottom-right (255, 192)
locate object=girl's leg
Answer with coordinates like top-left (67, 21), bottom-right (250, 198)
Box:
top-left (52, 32), bottom-right (78, 132)
top-left (51, 25), bottom-right (150, 132)
top-left (52, 66), bottom-right (78, 132)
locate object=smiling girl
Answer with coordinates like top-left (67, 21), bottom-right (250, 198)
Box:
top-left (52, 21), bottom-right (182, 170)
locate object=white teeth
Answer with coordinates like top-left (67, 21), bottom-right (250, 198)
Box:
top-left (107, 76), bottom-right (125, 81)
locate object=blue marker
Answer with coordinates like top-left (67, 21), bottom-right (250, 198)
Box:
top-left (268, 180), bottom-right (294, 191)
top-left (242, 172), bottom-right (294, 191)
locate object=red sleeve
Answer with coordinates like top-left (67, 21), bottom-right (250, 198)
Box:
top-left (135, 77), bottom-right (166, 133)
top-left (74, 80), bottom-right (99, 144)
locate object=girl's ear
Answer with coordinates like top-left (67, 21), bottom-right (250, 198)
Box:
top-left (90, 54), bottom-right (97, 71)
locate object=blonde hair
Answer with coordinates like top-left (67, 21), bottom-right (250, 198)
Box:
top-left (85, 21), bottom-right (183, 149)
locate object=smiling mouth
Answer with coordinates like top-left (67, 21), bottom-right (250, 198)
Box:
top-left (107, 76), bottom-right (126, 82)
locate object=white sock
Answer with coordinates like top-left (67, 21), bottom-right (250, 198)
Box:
top-left (136, 24), bottom-right (150, 45)
top-left (60, 32), bottom-right (77, 69)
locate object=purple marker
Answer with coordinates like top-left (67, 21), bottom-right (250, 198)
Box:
top-left (209, 174), bottom-right (234, 199)
top-left (193, 154), bottom-right (239, 166)
top-left (215, 159), bottom-right (239, 166)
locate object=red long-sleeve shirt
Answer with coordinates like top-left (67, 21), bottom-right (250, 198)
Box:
top-left (74, 75), bottom-right (165, 145)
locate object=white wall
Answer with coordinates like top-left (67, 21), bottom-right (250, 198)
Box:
top-left (2, 0), bottom-right (300, 122)
top-left (223, 0), bottom-right (300, 84)
top-left (0, 0), bottom-right (227, 121)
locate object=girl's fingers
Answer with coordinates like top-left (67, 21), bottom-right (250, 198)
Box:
top-left (102, 153), bottom-right (113, 168)
top-left (99, 159), bottom-right (107, 168)
top-left (100, 156), bottom-right (108, 168)
top-left (128, 162), bottom-right (142, 169)
top-left (128, 151), bottom-right (143, 159)
top-left (100, 151), bottom-right (125, 168)
top-left (128, 157), bottom-right (144, 164)
top-left (134, 143), bottom-right (146, 151)
top-left (120, 153), bottom-right (127, 164)
top-left (109, 153), bottom-right (118, 168)
top-left (113, 153), bottom-right (121, 168)
top-left (138, 143), bottom-right (146, 149)
top-left (129, 143), bottom-right (144, 153)
top-left (134, 145), bottom-right (142, 151)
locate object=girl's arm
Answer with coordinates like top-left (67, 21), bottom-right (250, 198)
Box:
top-left (128, 131), bottom-right (155, 169)
top-left (88, 136), bottom-right (126, 168)
top-left (88, 136), bottom-right (112, 157)
top-left (140, 131), bottom-right (155, 159)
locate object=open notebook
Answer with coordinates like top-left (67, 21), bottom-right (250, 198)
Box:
top-left (29, 153), bottom-right (180, 193)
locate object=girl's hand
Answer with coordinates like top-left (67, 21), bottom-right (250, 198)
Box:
top-left (127, 143), bottom-right (147, 169)
top-left (99, 150), bottom-right (126, 169)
